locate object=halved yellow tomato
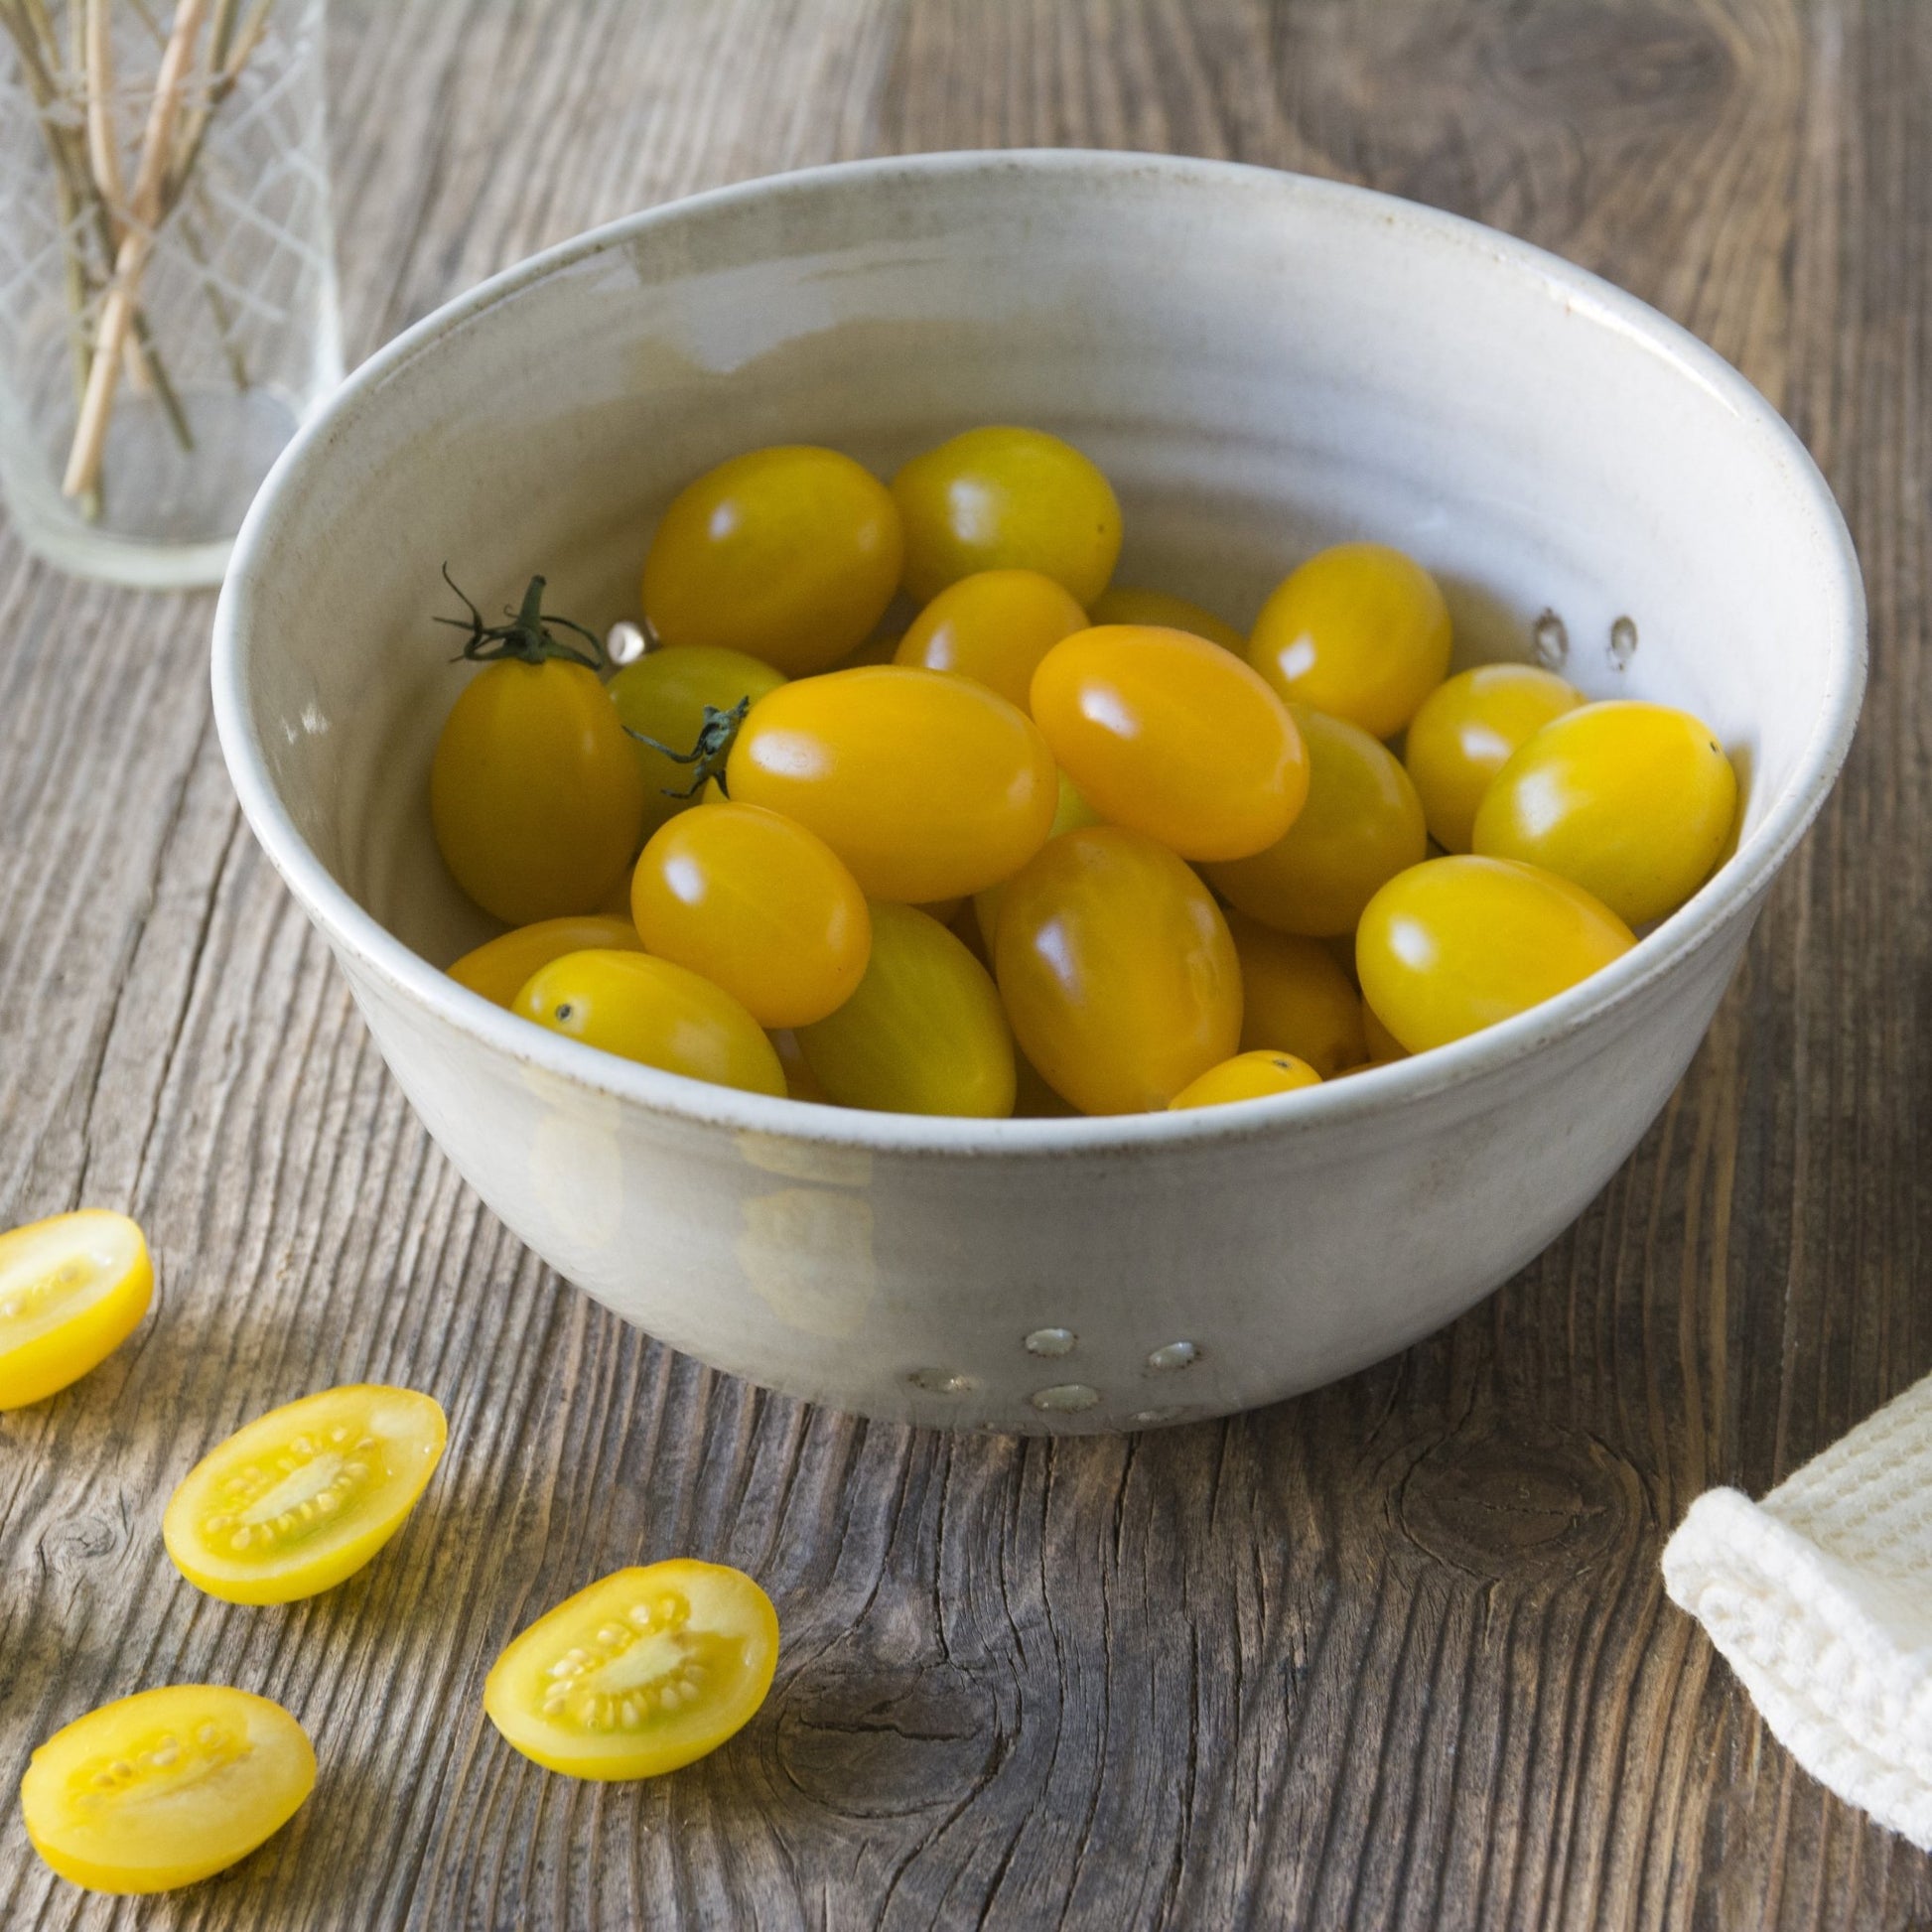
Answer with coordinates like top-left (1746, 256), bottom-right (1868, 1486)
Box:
top-left (484, 1560), bottom-right (779, 1779)
top-left (163, 1385), bottom-right (447, 1604)
top-left (447, 914), bottom-right (642, 1009)
top-left (0, 1209), bottom-right (153, 1411)
top-left (21, 1685), bottom-right (314, 1893)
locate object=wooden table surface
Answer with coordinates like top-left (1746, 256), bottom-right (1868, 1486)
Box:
top-left (2, 1), bottom-right (1925, 1926)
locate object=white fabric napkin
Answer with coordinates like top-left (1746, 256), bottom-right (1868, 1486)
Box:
top-left (1662, 1372), bottom-right (1932, 1850)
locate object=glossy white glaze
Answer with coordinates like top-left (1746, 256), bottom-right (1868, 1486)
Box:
top-left (212, 153), bottom-right (1863, 1432)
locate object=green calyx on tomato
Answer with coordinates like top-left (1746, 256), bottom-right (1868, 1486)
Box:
top-left (623, 694), bottom-right (751, 802)
top-left (439, 567), bottom-right (609, 670)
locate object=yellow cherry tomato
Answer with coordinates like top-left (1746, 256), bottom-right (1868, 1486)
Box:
top-left (1089, 586), bottom-right (1246, 653)
top-left (609, 644), bottom-right (788, 836)
top-left (1030, 624), bottom-right (1309, 862)
top-left (1203, 706), bottom-right (1427, 935)
top-left (996, 826), bottom-right (1241, 1114)
top-left (797, 903), bottom-right (1014, 1116)
top-left (1403, 663), bottom-right (1583, 852)
top-left (163, 1385), bottom-right (447, 1604)
top-left (641, 446), bottom-right (902, 675)
top-left (895, 568), bottom-right (1088, 710)
top-left (1357, 856), bottom-right (1635, 1053)
top-left (629, 803), bottom-right (870, 1030)
top-left (0, 1210), bottom-right (152, 1411)
top-left (1227, 912), bottom-right (1368, 1078)
top-left (893, 425), bottom-right (1122, 606)
top-left (431, 655), bottom-right (645, 925)
top-left (484, 1560), bottom-right (778, 1780)
top-left (1249, 542), bottom-right (1452, 738)
top-left (514, 950), bottom-right (784, 1096)
top-left (22, 1686), bottom-right (314, 1894)
top-left (1170, 1050), bottom-right (1322, 1109)
top-left (448, 914), bottom-right (642, 1009)
top-left (726, 666), bottom-right (1057, 902)
top-left (974, 769), bottom-right (1103, 952)
top-left (1472, 700), bottom-right (1738, 926)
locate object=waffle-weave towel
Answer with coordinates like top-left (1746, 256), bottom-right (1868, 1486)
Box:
top-left (1662, 1373), bottom-right (1932, 1850)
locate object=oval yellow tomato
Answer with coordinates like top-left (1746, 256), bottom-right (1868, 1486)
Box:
top-left (1249, 542), bottom-right (1452, 738)
top-left (608, 644), bottom-right (788, 835)
top-left (641, 446), bottom-right (901, 675)
top-left (163, 1385), bottom-right (447, 1604)
top-left (431, 657), bottom-right (646, 925)
top-left (797, 902), bottom-right (1014, 1116)
top-left (1030, 624), bottom-right (1308, 861)
top-left (1088, 586), bottom-right (1245, 653)
top-left (894, 568), bottom-right (1088, 710)
top-left (629, 803), bottom-right (870, 1029)
top-left (1403, 662), bottom-right (1583, 852)
top-left (515, 950), bottom-right (784, 1096)
top-left (1356, 856), bottom-right (1635, 1052)
top-left (22, 1686), bottom-right (315, 1894)
top-left (0, 1209), bottom-right (152, 1411)
top-left (484, 1560), bottom-right (778, 1779)
top-left (1471, 700), bottom-right (1738, 925)
top-left (448, 915), bottom-right (643, 1009)
top-left (726, 666), bottom-right (1058, 902)
top-left (892, 426), bottom-right (1122, 606)
top-left (1227, 912), bottom-right (1368, 1079)
top-left (996, 826), bottom-right (1241, 1114)
top-left (1170, 1050), bottom-right (1322, 1109)
top-left (1203, 706), bottom-right (1427, 936)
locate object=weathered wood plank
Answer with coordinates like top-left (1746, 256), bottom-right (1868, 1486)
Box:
top-left (1, 1), bottom-right (1928, 1926)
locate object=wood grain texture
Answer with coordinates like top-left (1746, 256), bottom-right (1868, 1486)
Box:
top-left (0, 0), bottom-right (1926, 1925)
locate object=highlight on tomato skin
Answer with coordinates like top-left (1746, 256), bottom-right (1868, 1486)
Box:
top-left (20, 1685), bottom-right (316, 1895)
top-left (1029, 623), bottom-right (1309, 862)
top-left (514, 949), bottom-right (787, 1097)
top-left (640, 446), bottom-right (903, 675)
top-left (0, 1209), bottom-right (154, 1412)
top-left (163, 1384), bottom-right (448, 1605)
top-left (483, 1560), bottom-right (780, 1781)
top-left (1470, 699), bottom-right (1739, 927)
top-left (628, 802), bottom-right (871, 1030)
top-left (891, 425), bottom-right (1122, 606)
top-left (1248, 541), bottom-right (1452, 740)
top-left (1356, 854), bottom-right (1635, 1054)
top-left (995, 825), bottom-right (1242, 1116)
top-left (893, 567), bottom-right (1088, 712)
top-left (725, 665), bottom-right (1060, 904)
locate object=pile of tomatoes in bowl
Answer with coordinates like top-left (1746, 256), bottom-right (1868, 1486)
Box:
top-left (428, 425), bottom-right (1738, 1120)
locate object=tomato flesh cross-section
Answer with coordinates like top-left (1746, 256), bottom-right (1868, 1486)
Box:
top-left (0, 1209), bottom-right (153, 1411)
top-left (484, 1560), bottom-right (779, 1779)
top-left (163, 1384), bottom-right (447, 1604)
top-left (21, 1685), bottom-right (315, 1894)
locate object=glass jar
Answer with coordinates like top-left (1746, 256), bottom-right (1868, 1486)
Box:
top-left (0, 0), bottom-right (341, 587)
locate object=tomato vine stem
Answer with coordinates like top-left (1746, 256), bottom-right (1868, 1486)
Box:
top-left (624, 697), bottom-right (751, 800)
top-left (439, 567), bottom-right (607, 669)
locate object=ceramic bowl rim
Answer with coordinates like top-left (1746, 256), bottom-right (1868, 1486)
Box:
top-left (210, 148), bottom-right (1866, 1157)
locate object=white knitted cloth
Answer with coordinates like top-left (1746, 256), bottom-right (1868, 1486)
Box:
top-left (1662, 1373), bottom-right (1932, 1850)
